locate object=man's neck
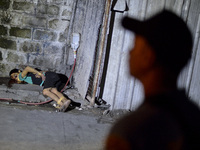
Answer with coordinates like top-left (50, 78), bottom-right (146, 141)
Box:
top-left (140, 69), bottom-right (177, 98)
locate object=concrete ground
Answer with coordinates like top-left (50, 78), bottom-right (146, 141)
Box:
top-left (0, 78), bottom-right (122, 150)
top-left (0, 100), bottom-right (116, 150)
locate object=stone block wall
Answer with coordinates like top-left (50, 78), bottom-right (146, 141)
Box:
top-left (0, 0), bottom-right (75, 77)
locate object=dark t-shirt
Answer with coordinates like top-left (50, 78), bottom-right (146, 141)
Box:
top-left (19, 72), bottom-right (43, 86)
top-left (27, 72), bottom-right (43, 85)
top-left (106, 90), bottom-right (200, 150)
top-left (19, 72), bottom-right (65, 90)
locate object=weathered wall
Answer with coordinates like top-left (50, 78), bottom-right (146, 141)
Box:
top-left (186, 1), bottom-right (200, 106)
top-left (0, 0), bottom-right (108, 103)
top-left (72, 0), bottom-right (106, 98)
top-left (103, 0), bottom-right (146, 110)
top-left (0, 0), bottom-right (75, 77)
top-left (1, 0), bottom-right (199, 110)
top-left (102, 0), bottom-right (200, 110)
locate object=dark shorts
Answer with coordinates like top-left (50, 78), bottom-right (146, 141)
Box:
top-left (43, 72), bottom-right (61, 89)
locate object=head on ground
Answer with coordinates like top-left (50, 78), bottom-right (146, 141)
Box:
top-left (9, 69), bottom-right (22, 83)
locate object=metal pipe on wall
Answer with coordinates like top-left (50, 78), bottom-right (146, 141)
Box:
top-left (89, 0), bottom-right (112, 106)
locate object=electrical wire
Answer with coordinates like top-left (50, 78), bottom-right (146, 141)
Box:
top-left (0, 98), bottom-right (12, 101)
top-left (61, 58), bottom-right (76, 93)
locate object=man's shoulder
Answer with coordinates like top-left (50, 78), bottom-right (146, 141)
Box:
top-left (108, 90), bottom-right (200, 149)
top-left (109, 103), bottom-right (183, 149)
top-left (111, 102), bottom-right (172, 133)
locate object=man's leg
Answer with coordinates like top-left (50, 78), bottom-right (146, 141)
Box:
top-left (50, 88), bottom-right (65, 99)
top-left (43, 88), bottom-right (59, 102)
top-left (51, 88), bottom-right (71, 110)
top-left (43, 88), bottom-right (71, 112)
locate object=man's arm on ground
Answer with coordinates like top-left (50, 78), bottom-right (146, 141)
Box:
top-left (21, 66), bottom-right (42, 78)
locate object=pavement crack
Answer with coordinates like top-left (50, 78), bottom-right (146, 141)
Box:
top-left (62, 116), bottom-right (67, 147)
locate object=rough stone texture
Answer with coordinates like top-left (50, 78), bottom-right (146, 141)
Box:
top-left (10, 12), bottom-right (24, 26)
top-left (0, 11), bottom-right (12, 24)
top-left (49, 19), bottom-right (70, 31)
top-left (0, 25), bottom-right (7, 35)
top-left (33, 30), bottom-right (57, 41)
top-left (62, 9), bottom-right (72, 19)
top-left (6, 52), bottom-right (26, 64)
top-left (59, 32), bottom-right (68, 42)
top-left (23, 16), bottom-right (46, 28)
top-left (10, 27), bottom-right (31, 39)
top-left (20, 41), bottom-right (42, 53)
top-left (36, 4), bottom-right (48, 15)
top-left (47, 5), bottom-right (60, 16)
top-left (0, 0), bottom-right (10, 10)
top-left (13, 2), bottom-right (35, 14)
top-left (0, 51), bottom-right (3, 61)
top-left (0, 38), bottom-right (16, 50)
top-left (43, 43), bottom-right (63, 55)
top-left (0, 77), bottom-right (83, 104)
top-left (0, 85), bottom-right (45, 102)
top-left (0, 0), bottom-right (74, 77)
top-left (36, 4), bottom-right (59, 16)
top-left (0, 63), bottom-right (6, 74)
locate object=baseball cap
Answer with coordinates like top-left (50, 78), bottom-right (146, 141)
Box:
top-left (122, 10), bottom-right (193, 73)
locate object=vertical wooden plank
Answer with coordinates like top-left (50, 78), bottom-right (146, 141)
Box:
top-left (102, 0), bottom-right (200, 110)
top-left (164, 0), bottom-right (191, 91)
top-left (104, 0), bottom-right (168, 110)
top-left (183, 0), bottom-right (200, 92)
top-left (185, 0), bottom-right (200, 37)
top-left (112, 50), bottom-right (132, 109)
top-left (87, 0), bottom-right (112, 106)
top-left (113, 0), bottom-right (145, 110)
top-left (103, 0), bottom-right (147, 110)
top-left (113, 0), bottom-right (146, 110)
top-left (131, 79), bottom-right (144, 110)
top-left (181, 0), bottom-right (191, 21)
top-left (145, 0), bottom-right (165, 18)
top-left (73, 0), bottom-right (106, 99)
top-left (113, 32), bottom-right (136, 110)
top-left (177, 0), bottom-right (192, 91)
top-left (165, 0), bottom-right (184, 15)
top-left (126, 0), bottom-right (148, 19)
top-left (188, 14), bottom-right (200, 106)
top-left (189, 43), bottom-right (200, 106)
top-left (180, 0), bottom-right (200, 107)
top-left (129, 0), bottom-right (148, 110)
top-left (102, 11), bottom-right (125, 109)
top-left (129, 0), bottom-right (167, 110)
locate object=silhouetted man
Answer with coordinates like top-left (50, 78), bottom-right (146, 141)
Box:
top-left (105, 10), bottom-right (200, 150)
